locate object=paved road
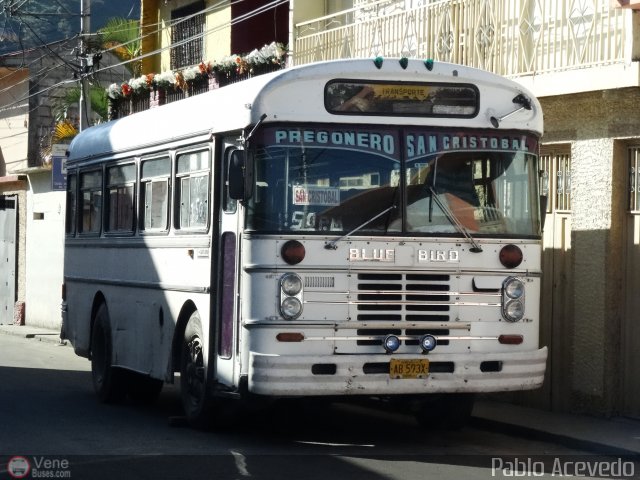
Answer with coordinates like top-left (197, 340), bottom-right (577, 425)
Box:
top-left (0, 333), bottom-right (603, 480)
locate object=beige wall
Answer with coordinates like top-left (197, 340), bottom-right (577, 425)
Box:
top-left (540, 88), bottom-right (638, 415)
top-left (0, 69), bottom-right (29, 175)
top-left (156, 0), bottom-right (232, 72)
top-left (25, 171), bottom-right (66, 329)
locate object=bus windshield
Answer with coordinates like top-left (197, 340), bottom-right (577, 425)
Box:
top-left (246, 125), bottom-right (541, 238)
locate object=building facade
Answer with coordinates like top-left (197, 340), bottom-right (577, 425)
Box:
top-left (291, 0), bottom-right (640, 418)
top-left (0, 43), bottom-right (129, 330)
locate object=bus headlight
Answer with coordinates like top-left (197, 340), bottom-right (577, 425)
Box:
top-left (504, 277), bottom-right (524, 299)
top-left (420, 334), bottom-right (437, 352)
top-left (280, 297), bottom-right (302, 320)
top-left (503, 300), bottom-right (524, 322)
top-left (383, 334), bottom-right (401, 353)
top-left (280, 273), bottom-right (303, 296)
top-left (280, 273), bottom-right (303, 320)
top-left (502, 277), bottom-right (525, 322)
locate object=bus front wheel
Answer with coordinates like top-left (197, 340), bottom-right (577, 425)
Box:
top-left (91, 303), bottom-right (127, 403)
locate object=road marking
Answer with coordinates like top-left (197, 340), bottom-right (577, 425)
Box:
top-left (230, 450), bottom-right (251, 477)
top-left (296, 441), bottom-right (375, 447)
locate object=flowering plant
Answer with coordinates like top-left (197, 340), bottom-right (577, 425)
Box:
top-left (106, 42), bottom-right (287, 100)
top-left (121, 83), bottom-right (133, 98)
top-left (107, 83), bottom-right (121, 99)
top-left (153, 70), bottom-right (177, 89)
top-left (130, 75), bottom-right (151, 94)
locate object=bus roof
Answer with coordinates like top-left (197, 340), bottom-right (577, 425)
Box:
top-left (67, 58), bottom-right (542, 164)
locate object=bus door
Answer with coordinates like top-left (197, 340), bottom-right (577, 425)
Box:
top-left (214, 140), bottom-right (243, 388)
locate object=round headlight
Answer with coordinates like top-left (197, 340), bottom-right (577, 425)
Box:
top-left (280, 297), bottom-right (302, 320)
top-left (281, 273), bottom-right (303, 296)
top-left (504, 278), bottom-right (525, 299)
top-left (383, 334), bottom-right (401, 353)
top-left (420, 334), bottom-right (437, 352)
top-left (504, 300), bottom-right (524, 322)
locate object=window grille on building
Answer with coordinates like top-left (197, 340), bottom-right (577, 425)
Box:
top-left (629, 146), bottom-right (640, 211)
top-left (540, 146), bottom-right (571, 212)
top-left (170, 2), bottom-right (205, 70)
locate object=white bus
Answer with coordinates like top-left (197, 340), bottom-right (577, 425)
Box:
top-left (61, 58), bottom-right (547, 428)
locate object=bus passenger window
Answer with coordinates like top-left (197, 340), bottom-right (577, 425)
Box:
top-left (79, 170), bottom-right (102, 234)
top-left (66, 173), bottom-right (77, 236)
top-left (141, 157), bottom-right (171, 231)
top-left (177, 150), bottom-right (210, 230)
top-left (106, 163), bottom-right (136, 234)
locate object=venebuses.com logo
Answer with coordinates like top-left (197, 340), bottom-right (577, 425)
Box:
top-left (6, 456), bottom-right (71, 479)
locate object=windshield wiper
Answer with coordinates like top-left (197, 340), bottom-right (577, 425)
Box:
top-left (429, 187), bottom-right (483, 253)
top-left (324, 205), bottom-right (396, 250)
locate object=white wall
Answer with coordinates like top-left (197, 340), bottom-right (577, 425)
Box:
top-left (25, 171), bottom-right (65, 330)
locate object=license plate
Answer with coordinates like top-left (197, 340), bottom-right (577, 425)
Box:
top-left (389, 358), bottom-right (430, 379)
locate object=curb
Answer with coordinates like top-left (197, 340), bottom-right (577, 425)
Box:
top-left (0, 325), bottom-right (67, 346)
top-left (470, 416), bottom-right (640, 457)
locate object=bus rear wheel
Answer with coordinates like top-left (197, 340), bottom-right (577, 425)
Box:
top-left (180, 311), bottom-right (216, 428)
top-left (91, 303), bottom-right (127, 403)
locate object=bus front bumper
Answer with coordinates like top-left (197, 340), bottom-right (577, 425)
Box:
top-left (248, 347), bottom-right (547, 396)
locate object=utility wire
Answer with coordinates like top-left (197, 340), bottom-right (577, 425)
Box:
top-left (0, 36), bottom-right (77, 83)
top-left (14, 15), bottom-right (79, 70)
top-left (92, 0), bottom-right (288, 76)
top-left (0, 0), bottom-right (288, 114)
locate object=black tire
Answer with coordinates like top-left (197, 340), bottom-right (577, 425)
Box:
top-left (91, 303), bottom-right (127, 403)
top-left (180, 311), bottom-right (216, 428)
top-left (414, 393), bottom-right (475, 430)
top-left (127, 372), bottom-right (163, 405)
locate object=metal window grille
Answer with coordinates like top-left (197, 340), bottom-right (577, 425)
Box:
top-left (629, 147), bottom-right (640, 211)
top-left (540, 146), bottom-right (571, 212)
top-left (171, 3), bottom-right (205, 70)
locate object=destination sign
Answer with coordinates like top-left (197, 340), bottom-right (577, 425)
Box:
top-left (264, 127), bottom-right (538, 160)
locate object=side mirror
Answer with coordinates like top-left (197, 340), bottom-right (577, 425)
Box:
top-left (228, 150), bottom-right (245, 200)
top-left (228, 149), bottom-right (254, 201)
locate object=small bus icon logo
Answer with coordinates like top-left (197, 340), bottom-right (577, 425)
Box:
top-left (7, 456), bottom-right (31, 479)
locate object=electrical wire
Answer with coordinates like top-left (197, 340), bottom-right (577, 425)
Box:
top-left (92, 0), bottom-right (288, 76)
top-left (0, 0), bottom-right (289, 114)
top-left (0, 36), bottom-right (77, 83)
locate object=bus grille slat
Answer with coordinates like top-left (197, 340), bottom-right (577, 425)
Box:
top-left (355, 273), bottom-right (452, 347)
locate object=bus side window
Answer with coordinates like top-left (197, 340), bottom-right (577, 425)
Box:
top-left (176, 149), bottom-right (210, 230)
top-left (106, 163), bottom-right (136, 234)
top-left (79, 170), bottom-right (102, 235)
top-left (141, 157), bottom-right (171, 232)
top-left (65, 172), bottom-right (77, 236)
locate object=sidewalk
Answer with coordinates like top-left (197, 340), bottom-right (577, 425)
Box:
top-left (0, 323), bottom-right (64, 344)
top-left (472, 401), bottom-right (640, 456)
top-left (1, 323), bottom-right (639, 455)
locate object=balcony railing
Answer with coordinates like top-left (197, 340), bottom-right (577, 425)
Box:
top-left (108, 64), bottom-right (284, 120)
top-left (293, 0), bottom-right (629, 78)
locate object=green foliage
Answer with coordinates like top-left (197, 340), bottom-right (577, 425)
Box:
top-left (53, 85), bottom-right (108, 123)
top-left (97, 17), bottom-right (142, 75)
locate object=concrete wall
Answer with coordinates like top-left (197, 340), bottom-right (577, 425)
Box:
top-left (0, 68), bottom-right (29, 175)
top-left (156, 0), bottom-right (232, 72)
top-left (540, 88), bottom-right (636, 415)
top-left (25, 171), bottom-right (65, 330)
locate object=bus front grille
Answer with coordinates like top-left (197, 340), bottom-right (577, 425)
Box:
top-left (355, 272), bottom-right (452, 347)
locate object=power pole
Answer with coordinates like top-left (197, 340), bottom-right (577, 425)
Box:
top-left (79, 0), bottom-right (90, 131)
